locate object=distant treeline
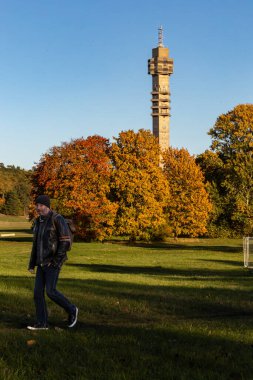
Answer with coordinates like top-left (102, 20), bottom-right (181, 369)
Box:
top-left (0, 164), bottom-right (31, 216)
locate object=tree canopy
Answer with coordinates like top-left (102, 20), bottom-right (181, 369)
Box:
top-left (110, 129), bottom-right (170, 240)
top-left (208, 104), bottom-right (253, 234)
top-left (0, 164), bottom-right (31, 215)
top-left (31, 136), bottom-right (118, 241)
top-left (209, 104), bottom-right (253, 160)
top-left (196, 150), bottom-right (231, 237)
top-left (163, 147), bottom-right (212, 237)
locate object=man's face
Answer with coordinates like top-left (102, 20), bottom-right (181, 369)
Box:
top-left (36, 203), bottom-right (50, 216)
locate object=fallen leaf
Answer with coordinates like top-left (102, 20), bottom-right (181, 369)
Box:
top-left (27, 340), bottom-right (36, 346)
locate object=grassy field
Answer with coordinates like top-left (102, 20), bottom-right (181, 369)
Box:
top-left (0, 217), bottom-right (252, 379)
top-left (0, 215), bottom-right (31, 238)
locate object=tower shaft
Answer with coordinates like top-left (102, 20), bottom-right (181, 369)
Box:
top-left (148, 31), bottom-right (174, 150)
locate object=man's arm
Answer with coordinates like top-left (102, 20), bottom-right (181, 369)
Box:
top-left (53, 214), bottom-right (71, 266)
top-left (28, 219), bottom-right (38, 272)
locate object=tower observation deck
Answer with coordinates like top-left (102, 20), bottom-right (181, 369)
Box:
top-left (148, 27), bottom-right (174, 150)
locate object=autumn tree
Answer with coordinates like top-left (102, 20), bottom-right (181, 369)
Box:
top-left (209, 104), bottom-right (253, 234)
top-left (31, 136), bottom-right (118, 241)
top-left (110, 129), bottom-right (170, 241)
top-left (162, 147), bottom-right (212, 237)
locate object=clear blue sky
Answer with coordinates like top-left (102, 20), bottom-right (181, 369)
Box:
top-left (0, 0), bottom-right (253, 169)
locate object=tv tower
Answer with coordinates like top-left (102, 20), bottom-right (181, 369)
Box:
top-left (148, 27), bottom-right (174, 150)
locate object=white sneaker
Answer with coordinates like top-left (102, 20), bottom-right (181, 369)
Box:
top-left (27, 323), bottom-right (49, 330)
top-left (68, 307), bottom-right (78, 328)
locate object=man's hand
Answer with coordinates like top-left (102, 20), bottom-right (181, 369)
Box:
top-left (28, 268), bottom-right (35, 274)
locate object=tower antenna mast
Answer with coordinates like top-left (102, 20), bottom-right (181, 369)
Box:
top-left (158, 25), bottom-right (163, 47)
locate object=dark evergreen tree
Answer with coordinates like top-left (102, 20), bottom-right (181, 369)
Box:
top-left (0, 165), bottom-right (31, 215)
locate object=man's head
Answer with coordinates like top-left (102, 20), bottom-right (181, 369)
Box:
top-left (35, 195), bottom-right (51, 216)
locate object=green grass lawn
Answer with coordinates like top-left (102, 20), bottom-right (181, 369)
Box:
top-left (0, 215), bottom-right (31, 239)
top-left (0, 219), bottom-right (252, 379)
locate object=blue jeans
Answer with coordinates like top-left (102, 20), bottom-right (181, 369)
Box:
top-left (34, 264), bottom-right (75, 325)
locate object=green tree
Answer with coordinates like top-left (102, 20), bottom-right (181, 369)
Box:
top-left (163, 147), bottom-right (212, 238)
top-left (110, 129), bottom-right (170, 241)
top-left (196, 150), bottom-right (231, 237)
top-left (208, 104), bottom-right (253, 234)
top-left (0, 165), bottom-right (31, 215)
top-left (4, 191), bottom-right (22, 215)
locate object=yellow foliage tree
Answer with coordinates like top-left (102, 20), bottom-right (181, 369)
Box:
top-left (163, 147), bottom-right (212, 237)
top-left (110, 129), bottom-right (170, 240)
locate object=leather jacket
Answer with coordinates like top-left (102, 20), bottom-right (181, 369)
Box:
top-left (28, 211), bottom-right (71, 269)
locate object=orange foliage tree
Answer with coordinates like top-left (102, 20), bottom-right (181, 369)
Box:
top-left (163, 147), bottom-right (212, 237)
top-left (110, 129), bottom-right (170, 240)
top-left (31, 136), bottom-right (118, 241)
top-left (0, 197), bottom-right (4, 208)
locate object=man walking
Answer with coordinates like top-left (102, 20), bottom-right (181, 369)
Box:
top-left (27, 195), bottom-right (78, 330)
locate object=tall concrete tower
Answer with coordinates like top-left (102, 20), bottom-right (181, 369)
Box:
top-left (148, 27), bottom-right (174, 150)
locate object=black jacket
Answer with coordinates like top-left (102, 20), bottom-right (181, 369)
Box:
top-left (28, 211), bottom-right (71, 269)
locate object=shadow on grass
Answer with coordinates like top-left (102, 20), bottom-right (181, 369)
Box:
top-left (199, 259), bottom-right (243, 267)
top-left (1, 275), bottom-right (253, 379)
top-left (0, 315), bottom-right (253, 379)
top-left (67, 262), bottom-right (246, 279)
top-left (72, 278), bottom-right (253, 319)
top-left (109, 241), bottom-right (243, 254)
top-left (1, 271), bottom-right (253, 328)
top-left (0, 236), bottom-right (33, 243)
